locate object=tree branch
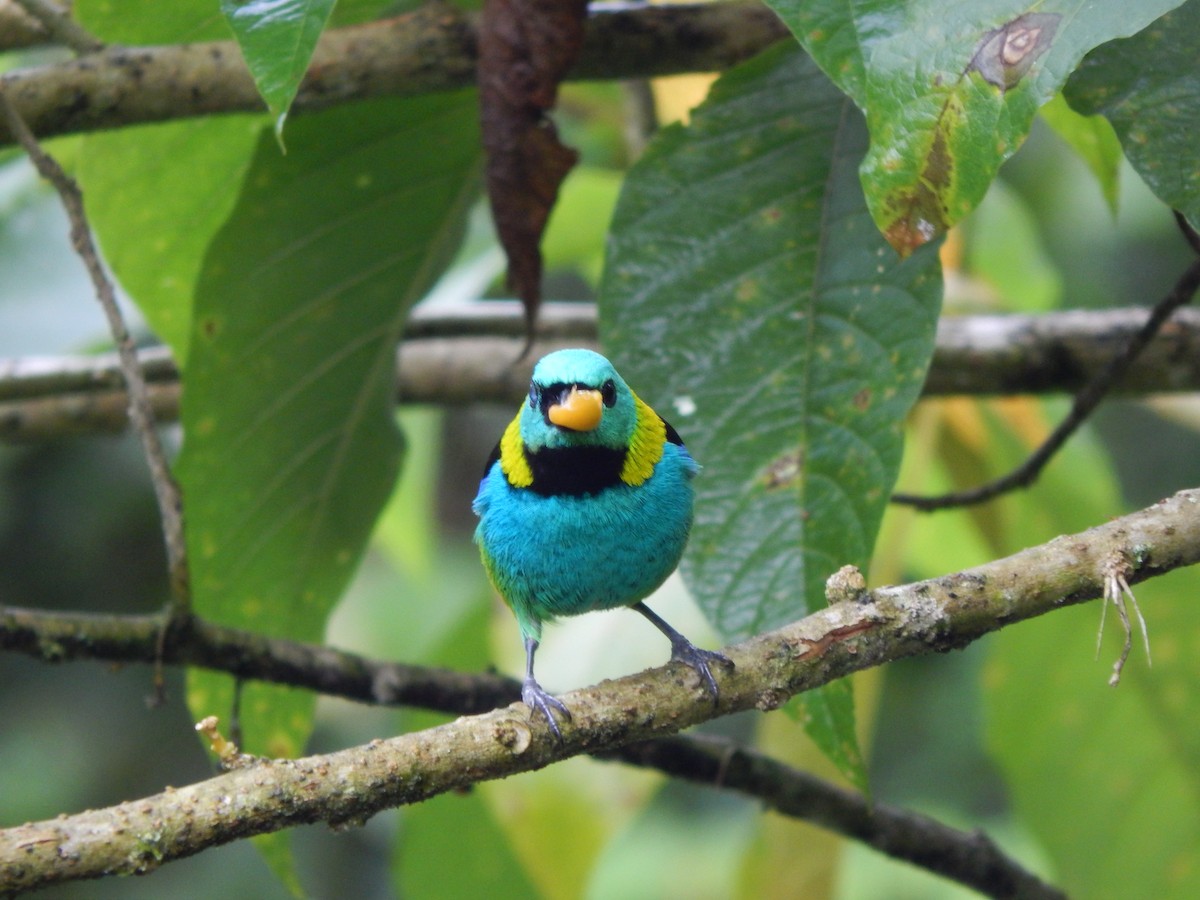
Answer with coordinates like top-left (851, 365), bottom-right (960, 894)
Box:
top-left (4, 303), bottom-right (1200, 442)
top-left (8, 0), bottom-right (102, 54)
top-left (0, 0), bottom-right (789, 148)
top-left (3, 486), bottom-right (1197, 893)
top-left (0, 0), bottom-right (49, 51)
top-left (0, 606), bottom-right (520, 715)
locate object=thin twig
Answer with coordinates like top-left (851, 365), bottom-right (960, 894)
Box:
top-left (9, 0), bottom-right (102, 54)
top-left (1175, 210), bottom-right (1200, 256)
top-left (893, 256), bottom-right (1200, 510)
top-left (0, 87), bottom-right (189, 610)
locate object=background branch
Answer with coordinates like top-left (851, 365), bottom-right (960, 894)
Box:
top-left (2, 486), bottom-right (1197, 892)
top-left (3, 303), bottom-right (1200, 442)
top-left (0, 0), bottom-right (788, 148)
top-left (8, 0), bottom-right (101, 54)
top-left (0, 0), bottom-right (48, 50)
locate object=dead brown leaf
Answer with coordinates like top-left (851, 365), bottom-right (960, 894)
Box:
top-left (478, 0), bottom-right (588, 350)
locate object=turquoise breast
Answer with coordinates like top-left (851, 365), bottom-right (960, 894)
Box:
top-left (474, 443), bottom-right (696, 640)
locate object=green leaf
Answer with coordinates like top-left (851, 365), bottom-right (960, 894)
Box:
top-left (221, 0), bottom-right (338, 140)
top-left (766, 0), bottom-right (1185, 253)
top-left (988, 565), bottom-right (1200, 898)
top-left (600, 43), bottom-right (941, 789)
top-left (542, 165), bottom-right (622, 286)
top-left (399, 789), bottom-right (541, 899)
top-left (1038, 93), bottom-right (1122, 217)
top-left (78, 118), bottom-right (263, 360)
top-left (74, 3), bottom-right (266, 362)
top-left (963, 179), bottom-right (1063, 313)
top-left (76, 0), bottom-right (228, 42)
top-left (181, 90), bottom-right (481, 761)
top-left (1064, 0), bottom-right (1200, 227)
top-left (395, 601), bottom-right (538, 898)
top-left (959, 397), bottom-right (1200, 896)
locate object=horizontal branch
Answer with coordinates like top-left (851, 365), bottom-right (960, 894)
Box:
top-left (0, 607), bottom-right (521, 714)
top-left (3, 303), bottom-right (1199, 442)
top-left (927, 306), bottom-right (1200, 395)
top-left (3, 485), bottom-right (1197, 892)
top-left (0, 0), bottom-right (788, 148)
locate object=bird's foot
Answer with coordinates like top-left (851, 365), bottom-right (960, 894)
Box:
top-left (522, 678), bottom-right (571, 741)
top-left (669, 639), bottom-right (734, 703)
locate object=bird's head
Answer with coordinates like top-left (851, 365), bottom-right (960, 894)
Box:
top-left (520, 349), bottom-right (637, 451)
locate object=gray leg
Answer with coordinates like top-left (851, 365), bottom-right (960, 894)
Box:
top-left (632, 602), bottom-right (733, 701)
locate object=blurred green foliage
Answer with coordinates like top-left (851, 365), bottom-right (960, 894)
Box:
top-left (2, 2), bottom-right (1199, 898)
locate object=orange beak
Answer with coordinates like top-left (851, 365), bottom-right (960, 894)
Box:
top-left (547, 387), bottom-right (604, 431)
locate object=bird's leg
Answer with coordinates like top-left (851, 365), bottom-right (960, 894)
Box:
top-left (521, 636), bottom-right (571, 740)
top-left (633, 602), bottom-right (733, 702)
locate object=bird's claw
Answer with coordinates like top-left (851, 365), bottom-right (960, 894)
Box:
top-left (522, 678), bottom-right (571, 741)
top-left (670, 640), bottom-right (734, 703)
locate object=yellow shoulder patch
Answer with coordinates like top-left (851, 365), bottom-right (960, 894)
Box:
top-left (620, 393), bottom-right (667, 486)
top-left (499, 412), bottom-right (534, 488)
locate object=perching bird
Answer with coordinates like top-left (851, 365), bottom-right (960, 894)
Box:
top-left (473, 348), bottom-right (731, 737)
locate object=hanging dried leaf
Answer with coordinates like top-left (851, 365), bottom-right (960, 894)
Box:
top-left (478, 0), bottom-right (588, 346)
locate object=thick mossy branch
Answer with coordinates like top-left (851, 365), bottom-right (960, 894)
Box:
top-left (2, 487), bottom-right (1197, 892)
top-left (0, 0), bottom-right (788, 148)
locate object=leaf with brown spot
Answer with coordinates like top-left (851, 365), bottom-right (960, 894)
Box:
top-left (478, 0), bottom-right (588, 345)
top-left (765, 0), bottom-right (1183, 254)
top-left (968, 13), bottom-right (1060, 92)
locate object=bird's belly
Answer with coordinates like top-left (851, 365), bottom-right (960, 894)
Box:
top-left (477, 474), bottom-right (692, 622)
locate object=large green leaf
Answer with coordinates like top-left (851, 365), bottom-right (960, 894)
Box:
top-left (221, 0), bottom-right (337, 139)
top-left (1064, 0), bottom-right (1200, 227)
top-left (963, 179), bottom-right (1063, 313)
top-left (75, 0), bottom-right (404, 357)
top-left (765, 0), bottom-right (1185, 253)
top-left (181, 90), bottom-right (481, 759)
top-left (76, 0), bottom-right (228, 42)
top-left (79, 118), bottom-right (263, 360)
top-left (1038, 93), bottom-right (1123, 217)
top-left (74, 0), bottom-right (264, 359)
top-left (394, 599), bottom-right (541, 898)
top-left (600, 43), bottom-right (942, 788)
top-left (983, 412), bottom-right (1200, 897)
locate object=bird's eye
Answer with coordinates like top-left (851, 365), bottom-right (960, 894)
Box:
top-left (601, 379), bottom-right (617, 408)
top-left (528, 384), bottom-right (539, 408)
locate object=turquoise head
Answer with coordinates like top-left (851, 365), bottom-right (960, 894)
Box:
top-left (519, 348), bottom-right (638, 452)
